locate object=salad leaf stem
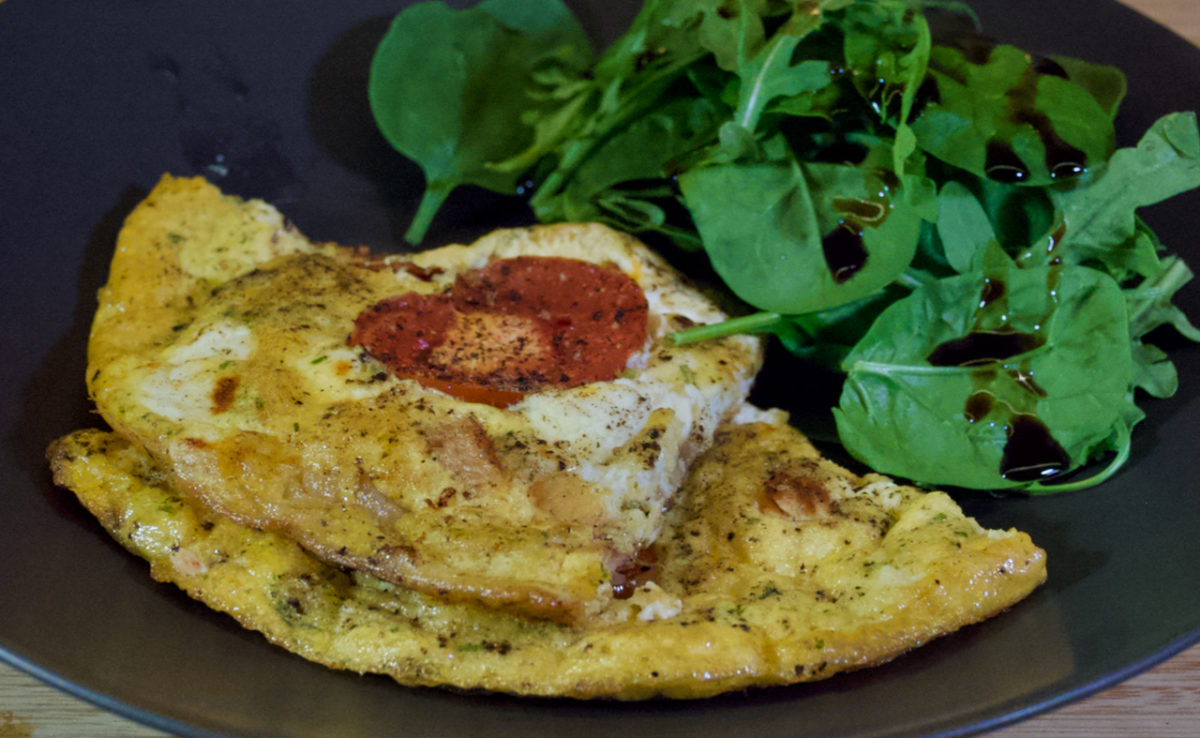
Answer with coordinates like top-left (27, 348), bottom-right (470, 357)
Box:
top-left (896, 269), bottom-right (935, 290)
top-left (1127, 255), bottom-right (1200, 341)
top-left (405, 185), bottom-right (452, 245)
top-left (670, 311), bottom-right (790, 346)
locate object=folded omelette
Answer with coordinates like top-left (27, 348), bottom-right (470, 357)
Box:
top-left (47, 175), bottom-right (1045, 698)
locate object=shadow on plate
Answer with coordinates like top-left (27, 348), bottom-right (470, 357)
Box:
top-left (17, 186), bottom-right (148, 516)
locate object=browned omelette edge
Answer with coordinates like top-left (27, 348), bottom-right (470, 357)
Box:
top-left (47, 421), bottom-right (1046, 700)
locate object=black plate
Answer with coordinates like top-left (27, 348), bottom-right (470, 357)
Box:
top-left (2, 1), bottom-right (1197, 736)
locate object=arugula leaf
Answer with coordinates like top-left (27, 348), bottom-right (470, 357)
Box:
top-left (710, 3), bottom-right (831, 161)
top-left (911, 44), bottom-right (1119, 186)
top-left (1016, 112), bottom-right (1200, 275)
top-left (835, 262), bottom-right (1139, 490)
top-left (838, 0), bottom-right (931, 173)
top-left (1125, 256), bottom-right (1200, 398)
top-left (538, 95), bottom-right (722, 239)
top-left (694, 0), bottom-right (770, 73)
top-left (368, 0), bottom-right (591, 243)
top-left (527, 0), bottom-right (724, 219)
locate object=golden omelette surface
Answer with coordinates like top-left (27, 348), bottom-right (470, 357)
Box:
top-left (84, 175), bottom-right (763, 624)
top-left (48, 416), bottom-right (1045, 699)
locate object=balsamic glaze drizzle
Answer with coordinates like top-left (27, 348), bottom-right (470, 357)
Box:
top-left (925, 268), bottom-right (1071, 481)
top-left (1000, 414), bottom-right (1071, 481)
top-left (821, 227), bottom-right (869, 284)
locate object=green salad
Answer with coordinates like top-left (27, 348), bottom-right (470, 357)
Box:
top-left (366, 0), bottom-right (1200, 493)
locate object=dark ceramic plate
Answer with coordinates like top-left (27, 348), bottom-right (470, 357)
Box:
top-left (1, 1), bottom-right (1197, 736)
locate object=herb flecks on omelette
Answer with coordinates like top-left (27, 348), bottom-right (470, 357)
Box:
top-left (47, 175), bottom-right (1045, 699)
top-left (78, 174), bottom-right (763, 624)
top-left (48, 417), bottom-right (1045, 699)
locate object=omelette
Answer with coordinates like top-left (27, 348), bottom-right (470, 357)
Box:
top-left (48, 175), bottom-right (1047, 698)
top-left (48, 412), bottom-right (1044, 698)
top-left (80, 175), bottom-right (764, 623)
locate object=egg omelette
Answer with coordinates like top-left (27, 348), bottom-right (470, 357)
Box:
top-left (78, 175), bottom-right (764, 624)
top-left (48, 412), bottom-right (1045, 699)
top-left (48, 175), bottom-right (1046, 697)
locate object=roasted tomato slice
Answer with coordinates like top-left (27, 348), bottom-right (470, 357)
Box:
top-left (351, 256), bottom-right (649, 407)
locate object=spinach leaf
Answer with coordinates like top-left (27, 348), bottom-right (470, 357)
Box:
top-left (935, 179), bottom-right (995, 273)
top-left (368, 0), bottom-right (591, 243)
top-left (679, 145), bottom-right (935, 314)
top-left (835, 262), bottom-right (1139, 490)
top-left (973, 175), bottom-right (1056, 253)
top-left (678, 158), bottom-right (822, 312)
